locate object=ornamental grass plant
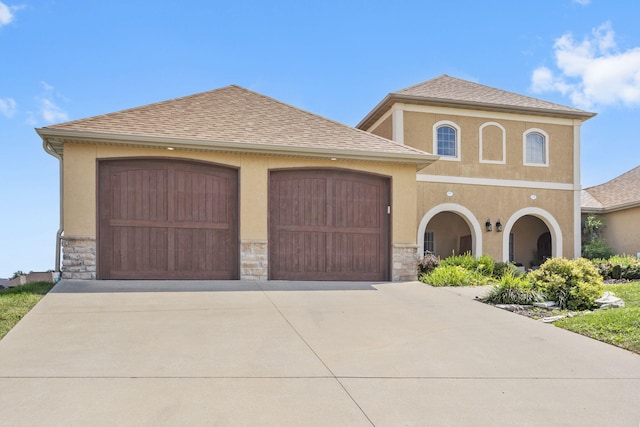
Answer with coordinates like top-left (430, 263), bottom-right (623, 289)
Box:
top-left (482, 271), bottom-right (544, 305)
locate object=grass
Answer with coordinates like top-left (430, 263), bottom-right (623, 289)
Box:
top-left (0, 281), bottom-right (55, 340)
top-left (555, 281), bottom-right (640, 354)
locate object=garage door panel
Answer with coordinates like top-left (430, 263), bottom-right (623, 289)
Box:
top-left (109, 168), bottom-right (168, 222)
top-left (333, 179), bottom-right (381, 228)
top-left (274, 177), bottom-right (327, 227)
top-left (99, 159), bottom-right (238, 280)
top-left (330, 233), bottom-right (381, 275)
top-left (108, 226), bottom-right (169, 274)
top-left (269, 169), bottom-right (389, 281)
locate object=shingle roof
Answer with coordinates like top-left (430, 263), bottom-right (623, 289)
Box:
top-left (397, 75), bottom-right (592, 115)
top-left (358, 75), bottom-right (595, 130)
top-left (39, 85), bottom-right (434, 165)
top-left (582, 165), bottom-right (640, 211)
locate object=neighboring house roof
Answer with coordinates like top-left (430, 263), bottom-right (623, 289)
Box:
top-left (582, 165), bottom-right (640, 212)
top-left (37, 85), bottom-right (437, 169)
top-left (357, 75), bottom-right (596, 130)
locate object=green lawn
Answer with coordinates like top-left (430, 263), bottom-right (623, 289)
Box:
top-left (0, 281), bottom-right (55, 340)
top-left (555, 281), bottom-right (640, 354)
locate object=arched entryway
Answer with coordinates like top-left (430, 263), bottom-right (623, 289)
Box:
top-left (502, 208), bottom-right (562, 268)
top-left (417, 203), bottom-right (482, 258)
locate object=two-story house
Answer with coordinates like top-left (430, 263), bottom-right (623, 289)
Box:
top-left (358, 75), bottom-right (596, 268)
top-left (37, 75), bottom-right (596, 281)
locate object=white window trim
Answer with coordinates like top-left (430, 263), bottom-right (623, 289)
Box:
top-left (479, 122), bottom-right (506, 164)
top-left (523, 128), bottom-right (549, 167)
top-left (433, 120), bottom-right (461, 161)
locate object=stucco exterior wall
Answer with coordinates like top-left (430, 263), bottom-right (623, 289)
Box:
top-left (62, 142), bottom-right (420, 280)
top-left (599, 207), bottom-right (640, 256)
top-left (416, 181), bottom-right (576, 261)
top-left (403, 110), bottom-right (575, 183)
top-left (63, 143), bottom-right (417, 243)
top-left (371, 115), bottom-right (392, 140)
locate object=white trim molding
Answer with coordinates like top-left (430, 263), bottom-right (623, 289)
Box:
top-left (417, 203), bottom-right (482, 257)
top-left (501, 207), bottom-right (563, 262)
top-left (402, 103), bottom-right (578, 126)
top-left (573, 120), bottom-right (582, 258)
top-left (392, 104), bottom-right (405, 144)
top-left (433, 120), bottom-right (461, 161)
top-left (367, 108), bottom-right (393, 134)
top-left (416, 173), bottom-right (574, 190)
top-left (523, 128), bottom-right (549, 167)
top-left (479, 122), bottom-right (506, 164)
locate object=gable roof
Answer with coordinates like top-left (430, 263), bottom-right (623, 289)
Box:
top-left (582, 165), bottom-right (640, 212)
top-left (357, 75), bottom-right (596, 130)
top-left (37, 85), bottom-right (437, 168)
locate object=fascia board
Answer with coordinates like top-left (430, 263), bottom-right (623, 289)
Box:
top-left (36, 128), bottom-right (438, 170)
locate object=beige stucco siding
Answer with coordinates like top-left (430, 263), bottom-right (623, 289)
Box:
top-left (371, 115), bottom-right (392, 140)
top-left (600, 207), bottom-right (640, 256)
top-left (404, 111), bottom-right (575, 183)
top-left (417, 181), bottom-right (576, 260)
top-left (62, 142), bottom-right (418, 245)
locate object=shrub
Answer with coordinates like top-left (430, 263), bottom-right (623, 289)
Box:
top-left (482, 272), bottom-right (544, 305)
top-left (420, 265), bottom-right (487, 287)
top-left (440, 253), bottom-right (495, 277)
top-left (530, 258), bottom-right (603, 310)
top-left (592, 255), bottom-right (640, 280)
top-left (582, 238), bottom-right (614, 260)
top-left (492, 261), bottom-right (519, 279)
top-left (418, 253), bottom-right (440, 274)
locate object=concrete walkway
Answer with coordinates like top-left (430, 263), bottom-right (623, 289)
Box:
top-left (0, 280), bottom-right (639, 426)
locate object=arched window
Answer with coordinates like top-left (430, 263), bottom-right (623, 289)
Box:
top-left (433, 121), bottom-right (461, 160)
top-left (523, 129), bottom-right (548, 166)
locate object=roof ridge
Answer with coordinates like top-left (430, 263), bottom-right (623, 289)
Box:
top-left (392, 74), bottom-right (594, 116)
top-left (231, 85), bottom-right (432, 156)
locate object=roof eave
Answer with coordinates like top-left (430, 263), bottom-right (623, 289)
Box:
top-left (357, 93), bottom-right (597, 130)
top-left (36, 128), bottom-right (438, 170)
top-left (582, 200), bottom-right (640, 214)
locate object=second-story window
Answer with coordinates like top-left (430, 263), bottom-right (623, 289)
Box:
top-left (524, 130), bottom-right (548, 166)
top-left (437, 125), bottom-right (456, 156)
top-left (433, 121), bottom-right (461, 160)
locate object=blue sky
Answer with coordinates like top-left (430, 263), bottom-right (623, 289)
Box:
top-left (1, 0), bottom-right (639, 277)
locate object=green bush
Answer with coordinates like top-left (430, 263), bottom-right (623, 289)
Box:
top-left (591, 255), bottom-right (640, 280)
top-left (482, 272), bottom-right (544, 305)
top-left (440, 253), bottom-right (495, 277)
top-left (419, 265), bottom-right (488, 287)
top-left (492, 261), bottom-right (519, 279)
top-left (530, 258), bottom-right (603, 310)
top-left (582, 238), bottom-right (614, 260)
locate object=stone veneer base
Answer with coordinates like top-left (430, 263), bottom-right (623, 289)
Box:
top-left (61, 236), bottom-right (97, 280)
top-left (392, 244), bottom-right (419, 282)
top-left (60, 237), bottom-right (415, 282)
top-left (240, 240), bottom-right (268, 281)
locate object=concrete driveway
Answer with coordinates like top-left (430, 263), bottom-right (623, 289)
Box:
top-left (0, 280), bottom-right (639, 426)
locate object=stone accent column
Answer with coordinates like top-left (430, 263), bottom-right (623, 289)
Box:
top-left (240, 240), bottom-right (268, 281)
top-left (61, 236), bottom-right (96, 280)
top-left (393, 243), bottom-right (419, 282)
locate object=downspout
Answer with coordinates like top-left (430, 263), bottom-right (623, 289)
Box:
top-left (42, 139), bottom-right (63, 274)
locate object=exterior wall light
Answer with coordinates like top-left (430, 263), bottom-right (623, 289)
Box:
top-left (495, 219), bottom-right (502, 232)
top-left (485, 219), bottom-right (492, 232)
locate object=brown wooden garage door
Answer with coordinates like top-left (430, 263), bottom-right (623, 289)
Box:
top-left (269, 169), bottom-right (390, 281)
top-left (98, 159), bottom-right (238, 280)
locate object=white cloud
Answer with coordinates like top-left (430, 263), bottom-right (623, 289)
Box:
top-left (0, 97), bottom-right (16, 117)
top-left (37, 81), bottom-right (69, 123)
top-left (531, 21), bottom-right (640, 109)
top-left (573, 0), bottom-right (591, 5)
top-left (0, 2), bottom-right (24, 27)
